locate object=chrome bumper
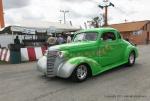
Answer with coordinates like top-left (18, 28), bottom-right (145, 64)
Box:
top-left (37, 52), bottom-right (76, 78)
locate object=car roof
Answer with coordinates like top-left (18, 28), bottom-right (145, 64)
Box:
top-left (79, 27), bottom-right (118, 33)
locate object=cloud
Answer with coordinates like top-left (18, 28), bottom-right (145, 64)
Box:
top-left (59, 0), bottom-right (91, 3)
top-left (3, 0), bottom-right (30, 10)
top-left (108, 0), bottom-right (150, 23)
top-left (59, 1), bottom-right (101, 20)
top-left (3, 0), bottom-right (150, 27)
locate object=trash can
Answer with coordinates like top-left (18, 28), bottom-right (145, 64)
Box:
top-left (8, 44), bottom-right (22, 64)
top-left (10, 51), bottom-right (21, 64)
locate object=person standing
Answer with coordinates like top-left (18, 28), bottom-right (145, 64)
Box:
top-left (57, 34), bottom-right (64, 44)
top-left (67, 35), bottom-right (72, 43)
top-left (14, 36), bottom-right (20, 44)
top-left (47, 34), bottom-right (56, 46)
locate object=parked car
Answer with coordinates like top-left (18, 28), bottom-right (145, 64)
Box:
top-left (37, 28), bottom-right (138, 82)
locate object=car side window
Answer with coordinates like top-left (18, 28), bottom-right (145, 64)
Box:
top-left (101, 32), bottom-right (116, 41)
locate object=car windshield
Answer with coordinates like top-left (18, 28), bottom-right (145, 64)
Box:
top-left (73, 32), bottom-right (97, 42)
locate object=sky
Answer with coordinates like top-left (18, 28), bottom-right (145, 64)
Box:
top-left (3, 0), bottom-right (150, 27)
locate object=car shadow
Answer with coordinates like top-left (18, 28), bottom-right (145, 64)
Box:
top-left (38, 63), bottom-right (142, 84)
top-left (89, 63), bottom-right (142, 80)
top-left (38, 74), bottom-right (75, 84)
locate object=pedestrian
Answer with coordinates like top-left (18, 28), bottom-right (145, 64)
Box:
top-left (47, 34), bottom-right (56, 46)
top-left (14, 36), bottom-right (20, 44)
top-left (67, 34), bottom-right (72, 43)
top-left (56, 34), bottom-right (64, 44)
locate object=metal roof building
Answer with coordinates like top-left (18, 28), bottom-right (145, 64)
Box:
top-left (109, 20), bottom-right (150, 44)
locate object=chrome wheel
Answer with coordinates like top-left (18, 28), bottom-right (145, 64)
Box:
top-left (76, 65), bottom-right (88, 80)
top-left (127, 52), bottom-right (135, 66)
top-left (71, 64), bottom-right (89, 82)
top-left (129, 53), bottom-right (135, 64)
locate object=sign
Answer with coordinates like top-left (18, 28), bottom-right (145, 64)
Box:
top-left (133, 30), bottom-right (143, 35)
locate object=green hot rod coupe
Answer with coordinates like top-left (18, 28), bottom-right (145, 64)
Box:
top-left (37, 28), bottom-right (138, 82)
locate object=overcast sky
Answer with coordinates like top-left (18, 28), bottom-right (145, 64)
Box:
top-left (3, 0), bottom-right (150, 27)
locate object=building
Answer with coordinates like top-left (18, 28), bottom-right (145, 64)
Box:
top-left (109, 20), bottom-right (150, 44)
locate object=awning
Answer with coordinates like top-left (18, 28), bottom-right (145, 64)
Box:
top-left (1, 20), bottom-right (80, 34)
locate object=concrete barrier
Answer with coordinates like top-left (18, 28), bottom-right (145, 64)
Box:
top-left (0, 47), bottom-right (47, 63)
top-left (0, 48), bottom-right (10, 62)
top-left (21, 47), bottom-right (47, 62)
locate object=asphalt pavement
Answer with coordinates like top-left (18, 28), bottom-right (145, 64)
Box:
top-left (0, 45), bottom-right (150, 101)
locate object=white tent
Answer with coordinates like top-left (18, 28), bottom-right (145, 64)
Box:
top-left (0, 21), bottom-right (80, 47)
top-left (10, 20), bottom-right (80, 34)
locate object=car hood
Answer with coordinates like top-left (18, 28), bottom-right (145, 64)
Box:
top-left (48, 41), bottom-right (96, 51)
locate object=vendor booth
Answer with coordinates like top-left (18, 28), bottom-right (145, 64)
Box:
top-left (0, 21), bottom-right (80, 64)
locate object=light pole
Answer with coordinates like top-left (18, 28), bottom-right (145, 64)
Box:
top-left (98, 0), bottom-right (114, 26)
top-left (60, 10), bottom-right (69, 24)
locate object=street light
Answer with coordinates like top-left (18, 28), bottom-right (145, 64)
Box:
top-left (60, 10), bottom-right (69, 24)
top-left (98, 0), bottom-right (114, 26)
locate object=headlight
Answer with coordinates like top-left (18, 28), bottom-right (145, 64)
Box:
top-left (57, 51), bottom-right (65, 58)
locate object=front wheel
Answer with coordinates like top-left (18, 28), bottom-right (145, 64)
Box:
top-left (71, 64), bottom-right (88, 82)
top-left (127, 52), bottom-right (135, 66)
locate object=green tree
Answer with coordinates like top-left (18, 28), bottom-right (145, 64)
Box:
top-left (90, 15), bottom-right (104, 28)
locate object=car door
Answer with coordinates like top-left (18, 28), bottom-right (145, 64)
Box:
top-left (99, 30), bottom-right (123, 67)
top-left (115, 31), bottom-right (128, 62)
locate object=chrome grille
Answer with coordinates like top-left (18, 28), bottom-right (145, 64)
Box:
top-left (47, 51), bottom-right (57, 77)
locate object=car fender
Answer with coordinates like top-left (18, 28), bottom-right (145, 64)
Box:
top-left (37, 56), bottom-right (47, 74)
top-left (56, 56), bottom-right (99, 78)
top-left (124, 45), bottom-right (138, 61)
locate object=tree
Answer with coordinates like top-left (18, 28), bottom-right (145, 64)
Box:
top-left (89, 15), bottom-right (104, 28)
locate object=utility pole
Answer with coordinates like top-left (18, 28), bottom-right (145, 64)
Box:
top-left (0, 0), bottom-right (5, 28)
top-left (84, 22), bottom-right (87, 29)
top-left (104, 5), bottom-right (108, 26)
top-left (69, 21), bottom-right (72, 26)
top-left (98, 0), bottom-right (114, 26)
top-left (60, 10), bottom-right (69, 24)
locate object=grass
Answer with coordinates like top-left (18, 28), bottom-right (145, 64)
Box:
top-left (0, 61), bottom-right (8, 64)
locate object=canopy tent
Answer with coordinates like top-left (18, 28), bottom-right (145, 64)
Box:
top-left (0, 21), bottom-right (80, 47)
top-left (0, 20), bottom-right (80, 35)
top-left (10, 26), bottom-right (47, 34)
top-left (10, 21), bottom-right (80, 34)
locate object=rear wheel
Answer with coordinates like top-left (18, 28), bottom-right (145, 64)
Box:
top-left (127, 52), bottom-right (135, 66)
top-left (71, 64), bottom-right (89, 82)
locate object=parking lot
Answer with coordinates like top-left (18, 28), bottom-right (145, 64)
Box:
top-left (0, 45), bottom-right (150, 101)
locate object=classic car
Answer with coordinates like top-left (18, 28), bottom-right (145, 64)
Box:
top-left (37, 28), bottom-right (138, 82)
